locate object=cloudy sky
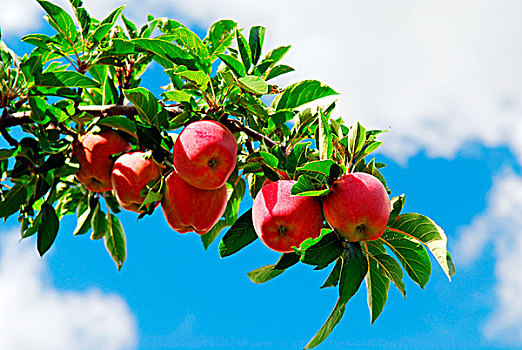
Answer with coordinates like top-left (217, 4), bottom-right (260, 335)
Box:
top-left (0, 0), bottom-right (521, 349)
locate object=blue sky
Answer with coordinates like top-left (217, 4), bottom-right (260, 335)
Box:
top-left (1, 1), bottom-right (522, 349)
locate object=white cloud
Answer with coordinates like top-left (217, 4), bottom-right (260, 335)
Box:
top-left (455, 170), bottom-right (522, 345)
top-left (0, 228), bottom-right (137, 350)
top-left (2, 0), bottom-right (522, 162)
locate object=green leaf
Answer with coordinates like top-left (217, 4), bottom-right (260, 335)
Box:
top-left (218, 209), bottom-right (258, 257)
top-left (69, 0), bottom-right (91, 37)
top-left (290, 175), bottom-right (330, 197)
top-left (37, 0), bottom-right (78, 42)
top-left (123, 87), bottom-right (160, 128)
top-left (388, 213), bottom-right (455, 280)
top-left (162, 90), bottom-right (193, 103)
top-left (218, 54), bottom-right (246, 77)
top-left (365, 252), bottom-right (390, 324)
top-left (265, 64), bottom-right (295, 81)
top-left (380, 233), bottom-right (432, 288)
top-left (285, 142), bottom-right (310, 176)
top-left (238, 75), bottom-right (268, 94)
top-left (37, 202), bottom-right (59, 257)
top-left (28, 96), bottom-right (50, 125)
top-left (170, 27), bottom-right (210, 70)
top-left (304, 299), bottom-right (346, 349)
top-left (105, 213), bottom-right (126, 271)
top-left (200, 220), bottom-right (227, 250)
top-left (122, 14), bottom-right (138, 38)
top-left (274, 252), bottom-right (301, 270)
top-left (249, 26), bottom-right (265, 65)
top-left (132, 38), bottom-right (198, 70)
top-left (272, 80), bottom-right (338, 111)
top-left (318, 109), bottom-right (333, 161)
top-left (339, 243), bottom-right (368, 304)
top-left (299, 232), bottom-right (344, 269)
top-left (348, 121), bottom-right (366, 155)
top-left (236, 29), bottom-right (252, 71)
top-left (206, 20), bottom-right (237, 57)
top-left (91, 202), bottom-right (108, 240)
top-left (388, 194), bottom-right (405, 223)
top-left (98, 116), bottom-right (137, 137)
top-left (255, 45), bottom-right (291, 75)
top-left (36, 71), bottom-right (100, 88)
top-left (175, 70), bottom-right (210, 90)
top-left (247, 264), bottom-right (285, 284)
top-left (259, 151), bottom-right (279, 168)
top-left (368, 251), bottom-right (406, 297)
top-left (0, 183), bottom-right (27, 219)
top-left (0, 148), bottom-right (17, 160)
top-left (321, 258), bottom-right (343, 289)
top-left (74, 196), bottom-right (94, 236)
top-left (297, 160), bottom-right (339, 182)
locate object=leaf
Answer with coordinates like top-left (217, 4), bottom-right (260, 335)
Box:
top-left (304, 299), bottom-right (346, 349)
top-left (290, 175), bottom-right (330, 197)
top-left (170, 27), bottom-right (210, 70)
top-left (36, 202), bottom-right (59, 257)
top-left (37, 0), bottom-right (77, 43)
top-left (236, 29), bottom-right (252, 71)
top-left (321, 258), bottom-right (343, 289)
top-left (369, 252), bottom-right (406, 297)
top-left (105, 213), bottom-right (126, 271)
top-left (98, 116), bottom-right (137, 137)
top-left (218, 53), bottom-right (246, 77)
top-left (348, 121), bottom-right (366, 155)
top-left (0, 183), bottom-right (27, 219)
top-left (388, 213), bottom-right (455, 280)
top-left (265, 64), bottom-right (295, 81)
top-left (259, 151), bottom-right (279, 168)
top-left (380, 233), bottom-right (432, 288)
top-left (318, 109), bottom-right (333, 161)
top-left (339, 243), bottom-right (368, 304)
top-left (255, 45), bottom-right (291, 75)
top-left (285, 142), bottom-right (309, 176)
top-left (247, 264), bottom-right (285, 284)
top-left (388, 194), bottom-right (405, 223)
top-left (36, 71), bottom-right (100, 88)
top-left (162, 90), bottom-right (193, 103)
top-left (237, 75), bottom-right (268, 94)
top-left (175, 70), bottom-right (210, 90)
top-left (365, 252), bottom-right (390, 324)
top-left (206, 20), bottom-right (237, 57)
top-left (123, 87), bottom-right (160, 127)
top-left (274, 252), bottom-right (301, 270)
top-left (297, 160), bottom-right (339, 183)
top-left (248, 26), bottom-right (265, 65)
top-left (272, 80), bottom-right (338, 111)
top-left (91, 202), bottom-right (108, 240)
top-left (299, 232), bottom-right (344, 269)
top-left (200, 220), bottom-right (227, 250)
top-left (73, 196), bottom-right (94, 236)
top-left (0, 148), bottom-right (17, 160)
top-left (132, 38), bottom-right (198, 70)
top-left (28, 96), bottom-right (50, 125)
top-left (218, 209), bottom-right (258, 257)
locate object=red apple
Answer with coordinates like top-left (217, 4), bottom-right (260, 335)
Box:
top-left (323, 172), bottom-right (391, 242)
top-left (252, 180), bottom-right (324, 253)
top-left (161, 172), bottom-right (227, 234)
top-left (73, 130), bottom-right (132, 192)
top-left (173, 120), bottom-right (237, 190)
top-left (111, 151), bottom-right (162, 213)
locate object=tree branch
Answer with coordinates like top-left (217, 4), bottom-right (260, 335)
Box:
top-left (223, 119), bottom-right (279, 149)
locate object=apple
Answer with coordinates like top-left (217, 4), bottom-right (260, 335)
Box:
top-left (111, 151), bottom-right (162, 213)
top-left (73, 130), bottom-right (131, 192)
top-left (323, 172), bottom-right (391, 242)
top-left (161, 172), bottom-right (227, 234)
top-left (252, 180), bottom-right (324, 253)
top-left (173, 120), bottom-right (237, 190)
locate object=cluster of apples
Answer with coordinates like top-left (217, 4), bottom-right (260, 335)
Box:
top-left (253, 172), bottom-right (391, 252)
top-left (73, 120), bottom-right (237, 234)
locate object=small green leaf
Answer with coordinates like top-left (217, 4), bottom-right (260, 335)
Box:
top-left (37, 0), bottom-right (78, 42)
top-left (297, 160), bottom-right (340, 183)
top-left (365, 252), bottom-right (390, 324)
top-left (37, 202), bottom-right (59, 257)
top-left (272, 80), bottom-right (338, 111)
top-left (339, 243), bottom-right (368, 304)
top-left (318, 109), bottom-right (333, 161)
top-left (274, 252), bottom-right (301, 270)
top-left (265, 64), bottom-right (295, 81)
top-left (206, 20), bottom-right (237, 57)
top-left (368, 251), bottom-right (406, 297)
top-left (132, 38), bottom-right (198, 70)
top-left (255, 45), bottom-right (291, 75)
top-left (175, 70), bottom-right (210, 90)
top-left (28, 96), bottom-right (49, 125)
top-left (0, 183), bottom-right (27, 219)
top-left (348, 121), bottom-right (366, 155)
top-left (74, 196), bottom-right (94, 236)
top-left (300, 232), bottom-right (344, 269)
top-left (290, 175), bottom-right (330, 197)
top-left (247, 264), bottom-right (285, 284)
top-left (321, 258), bottom-right (343, 289)
top-left (237, 75), bottom-right (268, 94)
top-left (0, 148), bottom-right (17, 160)
top-left (218, 209), bottom-right (258, 257)
top-left (249, 26), bottom-right (265, 65)
top-left (36, 71), bottom-right (100, 88)
top-left (98, 116), bottom-right (137, 137)
top-left (162, 90), bottom-right (193, 103)
top-left (218, 54), bottom-right (246, 77)
top-left (235, 29), bottom-right (252, 72)
top-left (304, 299), bottom-right (346, 349)
top-left (388, 194), bottom-right (405, 223)
top-left (123, 87), bottom-right (160, 127)
top-left (91, 202), bottom-right (109, 240)
top-left (285, 142), bottom-right (310, 176)
top-left (200, 220), bottom-right (227, 250)
top-left (105, 213), bottom-right (126, 271)
top-left (259, 151), bottom-right (279, 168)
